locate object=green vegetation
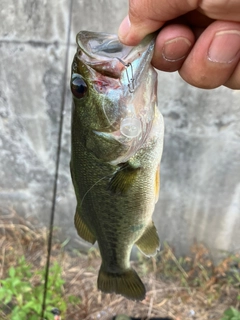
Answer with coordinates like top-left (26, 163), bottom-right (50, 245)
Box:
top-left (0, 256), bottom-right (80, 320)
top-left (221, 306), bottom-right (240, 320)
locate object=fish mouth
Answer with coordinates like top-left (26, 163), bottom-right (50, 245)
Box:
top-left (74, 31), bottom-right (158, 164)
top-left (76, 31), bottom-right (156, 82)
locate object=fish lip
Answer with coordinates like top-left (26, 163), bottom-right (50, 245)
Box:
top-left (76, 31), bottom-right (131, 61)
top-left (76, 31), bottom-right (156, 83)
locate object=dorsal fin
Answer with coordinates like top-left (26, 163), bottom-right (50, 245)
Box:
top-left (155, 164), bottom-right (160, 203)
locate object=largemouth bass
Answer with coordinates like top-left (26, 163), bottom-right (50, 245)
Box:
top-left (70, 31), bottom-right (164, 301)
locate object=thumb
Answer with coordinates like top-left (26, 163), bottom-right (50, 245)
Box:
top-left (118, 0), bottom-right (199, 45)
top-left (118, 15), bottom-right (163, 45)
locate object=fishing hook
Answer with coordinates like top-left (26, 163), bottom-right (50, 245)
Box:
top-left (116, 58), bottom-right (135, 93)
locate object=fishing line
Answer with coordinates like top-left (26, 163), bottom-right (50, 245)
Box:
top-left (80, 163), bottom-right (131, 208)
top-left (80, 173), bottom-right (112, 208)
top-left (40, 0), bottom-right (73, 318)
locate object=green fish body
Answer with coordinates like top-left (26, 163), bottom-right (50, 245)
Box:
top-left (70, 31), bottom-right (164, 301)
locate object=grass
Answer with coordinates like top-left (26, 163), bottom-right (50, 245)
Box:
top-left (0, 256), bottom-right (80, 319)
top-left (0, 207), bottom-right (239, 319)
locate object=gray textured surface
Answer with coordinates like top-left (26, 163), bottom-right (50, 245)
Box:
top-left (0, 0), bottom-right (239, 257)
top-left (156, 73), bottom-right (240, 256)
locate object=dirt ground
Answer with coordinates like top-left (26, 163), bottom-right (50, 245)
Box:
top-left (0, 208), bottom-right (239, 320)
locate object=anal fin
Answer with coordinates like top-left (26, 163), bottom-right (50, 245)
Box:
top-left (135, 221), bottom-right (160, 257)
top-left (74, 210), bottom-right (96, 244)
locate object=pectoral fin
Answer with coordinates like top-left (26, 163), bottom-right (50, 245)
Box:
top-left (108, 162), bottom-right (141, 194)
top-left (135, 221), bottom-right (160, 257)
top-left (74, 209), bottom-right (96, 244)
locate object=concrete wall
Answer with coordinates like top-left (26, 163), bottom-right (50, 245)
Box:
top-left (0, 0), bottom-right (239, 257)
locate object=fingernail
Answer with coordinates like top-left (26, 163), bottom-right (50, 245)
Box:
top-left (208, 30), bottom-right (240, 63)
top-left (118, 15), bottom-right (131, 42)
top-left (162, 37), bottom-right (192, 62)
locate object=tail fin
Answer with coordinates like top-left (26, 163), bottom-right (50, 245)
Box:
top-left (97, 265), bottom-right (146, 301)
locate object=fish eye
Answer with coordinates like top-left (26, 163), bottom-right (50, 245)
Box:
top-left (71, 74), bottom-right (88, 99)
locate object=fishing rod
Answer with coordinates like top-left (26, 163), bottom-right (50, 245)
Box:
top-left (40, 0), bottom-right (73, 318)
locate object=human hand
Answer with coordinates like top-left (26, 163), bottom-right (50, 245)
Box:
top-left (118, 0), bottom-right (240, 89)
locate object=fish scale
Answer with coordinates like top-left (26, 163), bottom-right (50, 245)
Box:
top-left (70, 31), bottom-right (164, 301)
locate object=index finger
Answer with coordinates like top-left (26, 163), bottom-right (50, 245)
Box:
top-left (118, 0), bottom-right (200, 45)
